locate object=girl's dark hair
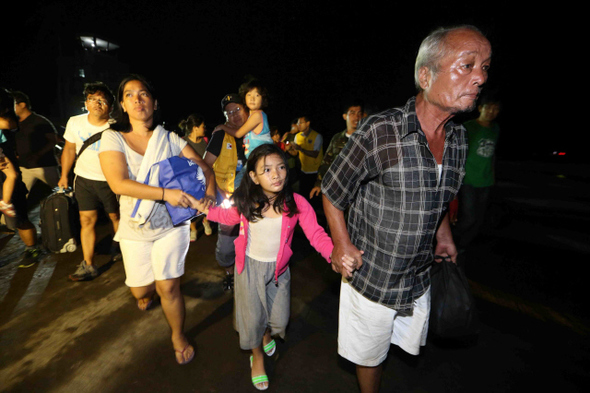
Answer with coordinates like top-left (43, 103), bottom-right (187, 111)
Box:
top-left (238, 78), bottom-right (269, 109)
top-left (233, 143), bottom-right (298, 222)
top-left (111, 74), bottom-right (161, 132)
top-left (179, 114), bottom-right (205, 137)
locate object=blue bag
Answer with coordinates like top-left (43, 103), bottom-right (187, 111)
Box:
top-left (158, 156), bottom-right (207, 225)
top-left (131, 132), bottom-right (207, 226)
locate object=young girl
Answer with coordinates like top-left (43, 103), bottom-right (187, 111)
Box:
top-left (270, 126), bottom-right (285, 151)
top-left (179, 113), bottom-right (212, 239)
top-left (214, 79), bottom-right (274, 186)
top-left (193, 144), bottom-right (354, 390)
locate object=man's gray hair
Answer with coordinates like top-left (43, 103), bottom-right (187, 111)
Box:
top-left (414, 25), bottom-right (484, 91)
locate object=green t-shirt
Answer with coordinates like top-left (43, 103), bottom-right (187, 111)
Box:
top-left (463, 119), bottom-right (500, 187)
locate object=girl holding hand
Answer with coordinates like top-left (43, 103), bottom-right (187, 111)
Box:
top-left (193, 143), bottom-right (354, 390)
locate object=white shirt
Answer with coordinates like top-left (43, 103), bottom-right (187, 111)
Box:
top-left (63, 113), bottom-right (112, 181)
top-left (99, 129), bottom-right (188, 241)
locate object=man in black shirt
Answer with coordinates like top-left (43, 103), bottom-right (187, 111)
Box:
top-left (12, 91), bottom-right (60, 196)
top-left (0, 88), bottom-right (43, 268)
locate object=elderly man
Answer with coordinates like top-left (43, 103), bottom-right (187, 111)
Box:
top-left (322, 26), bottom-right (492, 392)
top-left (204, 94), bottom-right (248, 291)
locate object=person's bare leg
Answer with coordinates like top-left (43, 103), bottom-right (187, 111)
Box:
top-left (156, 278), bottom-right (193, 363)
top-left (356, 364), bottom-right (382, 393)
top-left (79, 210), bottom-right (98, 266)
top-left (130, 284), bottom-right (156, 311)
top-left (17, 225), bottom-right (37, 247)
top-left (251, 345), bottom-right (268, 389)
top-left (108, 212), bottom-right (120, 233)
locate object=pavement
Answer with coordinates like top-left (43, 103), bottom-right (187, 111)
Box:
top-left (0, 159), bottom-right (589, 392)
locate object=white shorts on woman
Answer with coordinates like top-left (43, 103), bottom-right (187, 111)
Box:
top-left (338, 278), bottom-right (430, 367)
top-left (119, 225), bottom-right (190, 287)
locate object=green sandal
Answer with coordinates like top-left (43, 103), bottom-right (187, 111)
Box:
top-left (263, 339), bottom-right (276, 357)
top-left (250, 355), bottom-right (269, 391)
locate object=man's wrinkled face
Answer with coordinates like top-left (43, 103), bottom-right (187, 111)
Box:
top-left (421, 29), bottom-right (492, 114)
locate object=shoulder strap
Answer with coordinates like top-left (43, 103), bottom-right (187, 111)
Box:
top-left (76, 131), bottom-right (105, 158)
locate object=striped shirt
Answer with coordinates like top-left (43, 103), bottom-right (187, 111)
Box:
top-left (321, 97), bottom-right (467, 311)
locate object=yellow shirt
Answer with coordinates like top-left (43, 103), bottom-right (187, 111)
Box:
top-left (294, 129), bottom-right (323, 173)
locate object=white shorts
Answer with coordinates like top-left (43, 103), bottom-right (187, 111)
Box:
top-left (119, 226), bottom-right (190, 287)
top-left (338, 279), bottom-right (430, 367)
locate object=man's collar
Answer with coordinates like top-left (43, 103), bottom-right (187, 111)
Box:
top-left (402, 96), bottom-right (459, 140)
top-left (401, 97), bottom-right (419, 138)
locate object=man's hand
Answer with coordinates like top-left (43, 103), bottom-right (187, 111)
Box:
top-left (434, 213), bottom-right (458, 263)
top-left (331, 241), bottom-right (364, 279)
top-left (57, 177), bottom-right (69, 190)
top-left (434, 239), bottom-right (458, 263)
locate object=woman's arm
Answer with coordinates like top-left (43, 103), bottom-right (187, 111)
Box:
top-left (180, 144), bottom-right (216, 204)
top-left (99, 150), bottom-right (189, 207)
top-left (215, 111), bottom-right (262, 138)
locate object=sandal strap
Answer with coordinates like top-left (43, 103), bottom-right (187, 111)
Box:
top-left (263, 339), bottom-right (276, 356)
top-left (252, 375), bottom-right (269, 383)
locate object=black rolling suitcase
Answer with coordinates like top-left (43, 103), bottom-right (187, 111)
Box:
top-left (40, 188), bottom-right (79, 253)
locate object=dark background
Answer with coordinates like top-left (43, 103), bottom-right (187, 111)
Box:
top-left (3, 1), bottom-right (576, 162)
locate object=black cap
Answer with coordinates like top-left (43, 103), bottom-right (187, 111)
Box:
top-left (221, 93), bottom-right (241, 111)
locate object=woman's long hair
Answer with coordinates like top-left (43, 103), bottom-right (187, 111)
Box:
top-left (110, 74), bottom-right (161, 132)
top-left (233, 144), bottom-right (298, 222)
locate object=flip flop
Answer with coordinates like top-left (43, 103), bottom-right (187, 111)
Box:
top-left (250, 355), bottom-right (269, 390)
top-left (263, 339), bottom-right (276, 357)
top-left (175, 344), bottom-right (195, 365)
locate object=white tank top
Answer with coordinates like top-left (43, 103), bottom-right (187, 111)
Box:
top-left (246, 216), bottom-right (282, 262)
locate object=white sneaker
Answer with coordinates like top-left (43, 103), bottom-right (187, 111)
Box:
top-left (190, 229), bottom-right (197, 242)
top-left (203, 219), bottom-right (212, 236)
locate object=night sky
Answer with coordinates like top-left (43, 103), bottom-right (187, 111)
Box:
top-left (4, 1), bottom-right (576, 161)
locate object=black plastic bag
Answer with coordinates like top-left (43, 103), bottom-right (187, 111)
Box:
top-left (429, 260), bottom-right (478, 339)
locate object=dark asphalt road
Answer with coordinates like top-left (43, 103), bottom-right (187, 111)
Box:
top-left (0, 159), bottom-right (588, 392)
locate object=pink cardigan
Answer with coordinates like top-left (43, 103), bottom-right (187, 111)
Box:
top-left (207, 193), bottom-right (333, 282)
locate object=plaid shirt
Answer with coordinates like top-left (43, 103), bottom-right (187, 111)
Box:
top-left (322, 97), bottom-right (467, 311)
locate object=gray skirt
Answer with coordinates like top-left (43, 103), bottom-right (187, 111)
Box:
top-left (234, 255), bottom-right (291, 350)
